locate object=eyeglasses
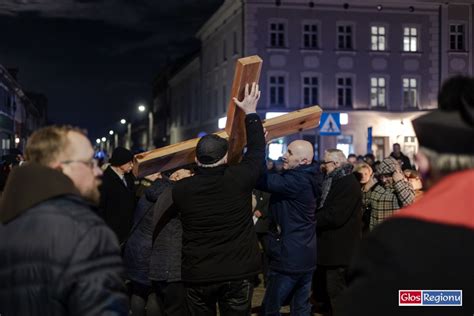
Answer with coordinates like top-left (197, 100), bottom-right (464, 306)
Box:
top-left (61, 158), bottom-right (99, 169)
top-left (320, 160), bottom-right (335, 165)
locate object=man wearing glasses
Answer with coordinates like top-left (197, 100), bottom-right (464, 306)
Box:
top-left (0, 125), bottom-right (128, 315)
top-left (313, 149), bottom-right (362, 315)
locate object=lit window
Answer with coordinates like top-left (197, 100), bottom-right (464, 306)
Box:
top-left (403, 27), bottom-right (418, 52)
top-left (403, 77), bottom-right (418, 108)
top-left (371, 26), bottom-right (386, 51)
top-left (370, 77), bottom-right (386, 107)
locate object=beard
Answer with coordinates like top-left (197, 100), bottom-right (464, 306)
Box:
top-left (82, 179), bottom-right (101, 205)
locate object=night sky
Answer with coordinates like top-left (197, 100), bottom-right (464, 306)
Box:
top-left (0, 0), bottom-right (223, 139)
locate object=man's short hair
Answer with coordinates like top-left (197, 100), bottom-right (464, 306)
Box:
top-left (25, 125), bottom-right (86, 166)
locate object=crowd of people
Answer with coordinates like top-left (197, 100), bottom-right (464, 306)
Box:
top-left (0, 76), bottom-right (473, 316)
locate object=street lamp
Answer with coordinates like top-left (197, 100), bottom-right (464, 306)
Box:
top-left (121, 118), bottom-right (132, 149)
top-left (137, 105), bottom-right (154, 151)
top-left (109, 130), bottom-right (118, 150)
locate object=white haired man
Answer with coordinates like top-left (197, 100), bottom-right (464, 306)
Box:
top-left (313, 149), bottom-right (362, 314)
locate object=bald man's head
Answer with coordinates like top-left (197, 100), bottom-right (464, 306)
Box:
top-left (282, 140), bottom-right (314, 170)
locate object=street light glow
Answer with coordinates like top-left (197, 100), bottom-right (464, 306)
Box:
top-left (96, 138), bottom-right (101, 144)
top-left (15, 137), bottom-right (20, 144)
top-left (109, 130), bottom-right (114, 135)
top-left (138, 105), bottom-right (146, 112)
top-left (120, 119), bottom-right (127, 124)
top-left (101, 137), bottom-right (106, 142)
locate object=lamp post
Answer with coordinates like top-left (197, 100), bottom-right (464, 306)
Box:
top-left (109, 130), bottom-right (118, 151)
top-left (138, 104), bottom-right (154, 151)
top-left (120, 119), bottom-right (132, 149)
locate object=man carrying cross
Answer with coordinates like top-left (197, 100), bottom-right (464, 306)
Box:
top-left (168, 82), bottom-right (264, 315)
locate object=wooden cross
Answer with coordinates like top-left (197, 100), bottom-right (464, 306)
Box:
top-left (133, 55), bottom-right (323, 178)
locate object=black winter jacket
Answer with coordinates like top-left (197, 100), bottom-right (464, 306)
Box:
top-left (258, 164), bottom-right (321, 273)
top-left (315, 173), bottom-right (362, 266)
top-left (171, 113), bottom-right (265, 283)
top-left (0, 163), bottom-right (128, 316)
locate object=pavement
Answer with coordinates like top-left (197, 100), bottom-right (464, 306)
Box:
top-left (249, 275), bottom-right (326, 316)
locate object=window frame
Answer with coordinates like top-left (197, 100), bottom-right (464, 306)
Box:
top-left (336, 74), bottom-right (355, 108)
top-left (369, 76), bottom-right (388, 108)
top-left (370, 24), bottom-right (387, 51)
top-left (336, 22), bottom-right (355, 50)
top-left (301, 72), bottom-right (321, 106)
top-left (402, 25), bottom-right (420, 52)
top-left (402, 76), bottom-right (420, 109)
top-left (449, 23), bottom-right (466, 51)
top-left (301, 20), bottom-right (321, 49)
top-left (268, 72), bottom-right (289, 108)
top-left (268, 19), bottom-right (288, 48)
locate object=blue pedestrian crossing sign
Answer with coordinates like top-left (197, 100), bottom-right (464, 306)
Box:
top-left (319, 113), bottom-right (341, 136)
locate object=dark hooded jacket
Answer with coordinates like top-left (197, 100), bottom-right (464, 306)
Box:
top-left (0, 163), bottom-right (128, 316)
top-left (257, 164), bottom-right (322, 273)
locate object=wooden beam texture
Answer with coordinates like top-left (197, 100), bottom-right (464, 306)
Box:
top-left (132, 105), bottom-right (323, 178)
top-left (225, 55), bottom-right (262, 164)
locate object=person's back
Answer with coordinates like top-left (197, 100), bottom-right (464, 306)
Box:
top-left (174, 162), bottom-right (262, 282)
top-left (172, 82), bottom-right (264, 315)
top-left (0, 126), bottom-right (128, 316)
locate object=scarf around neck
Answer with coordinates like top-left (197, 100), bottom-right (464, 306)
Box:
top-left (318, 163), bottom-right (353, 209)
